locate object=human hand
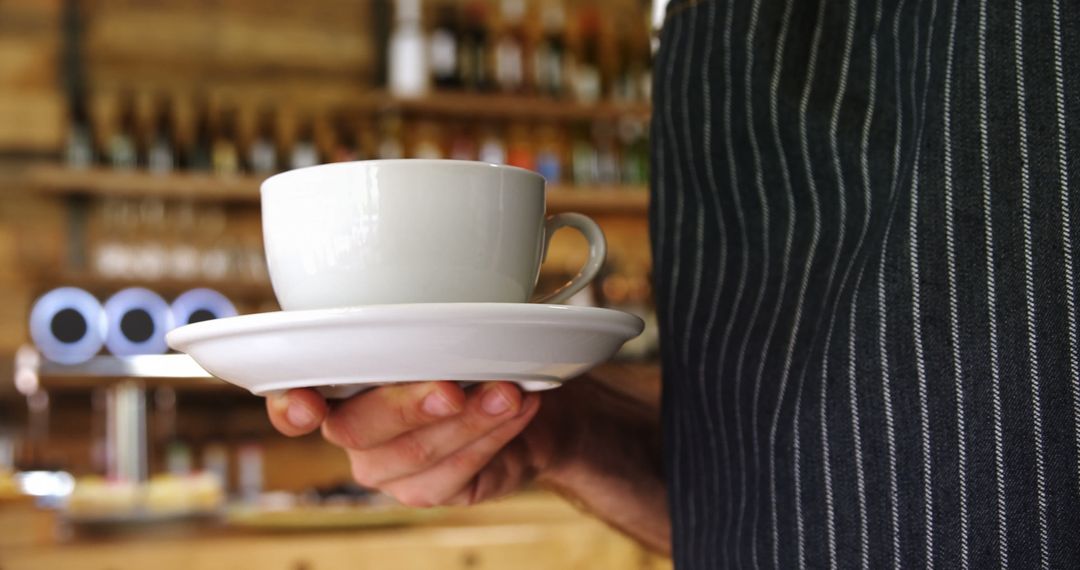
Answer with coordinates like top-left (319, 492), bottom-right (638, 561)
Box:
top-left (266, 381), bottom-right (545, 507)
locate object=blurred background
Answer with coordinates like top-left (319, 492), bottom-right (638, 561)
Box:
top-left (0, 0), bottom-right (664, 567)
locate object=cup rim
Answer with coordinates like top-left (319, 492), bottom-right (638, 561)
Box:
top-left (260, 159), bottom-right (545, 194)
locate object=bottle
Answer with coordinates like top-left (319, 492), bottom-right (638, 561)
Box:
top-left (613, 29), bottom-right (647, 102)
top-left (376, 113), bottom-right (405, 159)
top-left (448, 123), bottom-right (477, 160)
top-left (411, 121), bottom-right (444, 159)
top-left (333, 119), bottom-right (360, 163)
top-left (388, 0), bottom-right (429, 98)
top-left (356, 116), bottom-right (378, 160)
top-left (534, 2), bottom-right (566, 97)
top-left (619, 117), bottom-right (649, 185)
top-left (201, 443), bottom-right (229, 491)
top-left (459, 1), bottom-right (491, 92)
top-left (65, 95), bottom-right (94, 169)
top-left (248, 107), bottom-right (278, 174)
top-left (506, 123), bottom-right (535, 171)
top-left (290, 119), bottom-right (320, 169)
top-left (109, 92), bottom-right (138, 170)
top-left (494, 0), bottom-right (527, 93)
top-left (188, 96), bottom-right (214, 172)
top-left (429, 4), bottom-right (460, 89)
top-left (572, 124), bottom-right (598, 185)
top-left (147, 96), bottom-right (176, 175)
top-left (313, 114), bottom-right (337, 165)
top-left (535, 125), bottom-right (563, 183)
top-left (236, 442), bottom-right (263, 504)
top-left (478, 125), bottom-right (507, 164)
top-left (594, 121), bottom-right (620, 184)
top-left (212, 107), bottom-right (240, 176)
top-left (571, 9), bottom-right (603, 104)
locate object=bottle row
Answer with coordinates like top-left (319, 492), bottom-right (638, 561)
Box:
top-left (29, 287), bottom-right (237, 365)
top-left (67, 95), bottom-right (650, 186)
top-left (387, 0), bottom-right (651, 102)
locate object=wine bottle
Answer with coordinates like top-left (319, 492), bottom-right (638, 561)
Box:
top-left (494, 0), bottom-right (527, 93)
top-left (248, 107), bottom-right (278, 174)
top-left (388, 0), bottom-right (429, 98)
top-left (459, 1), bottom-right (491, 92)
top-left (213, 107), bottom-right (240, 176)
top-left (534, 2), bottom-right (566, 98)
top-left (147, 95), bottom-right (176, 175)
top-left (188, 96), bottom-right (213, 172)
top-left (290, 118), bottom-right (320, 169)
top-left (429, 4), bottom-right (460, 89)
top-left (109, 92), bottom-right (138, 170)
top-left (571, 9), bottom-right (603, 104)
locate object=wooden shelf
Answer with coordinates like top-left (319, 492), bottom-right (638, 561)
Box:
top-left (354, 90), bottom-right (652, 122)
top-left (34, 270), bottom-right (275, 300)
top-left (24, 165), bottom-right (650, 214)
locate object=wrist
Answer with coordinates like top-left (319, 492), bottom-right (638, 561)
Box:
top-left (526, 375), bottom-right (663, 492)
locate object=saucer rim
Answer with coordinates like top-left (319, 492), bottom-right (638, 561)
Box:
top-left (166, 303), bottom-right (644, 350)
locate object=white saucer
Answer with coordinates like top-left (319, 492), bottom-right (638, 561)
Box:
top-left (166, 303), bottom-right (644, 397)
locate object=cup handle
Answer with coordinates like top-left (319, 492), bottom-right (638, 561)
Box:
top-left (531, 212), bottom-right (606, 304)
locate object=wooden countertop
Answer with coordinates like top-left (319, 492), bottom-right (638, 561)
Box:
top-left (0, 491), bottom-right (671, 570)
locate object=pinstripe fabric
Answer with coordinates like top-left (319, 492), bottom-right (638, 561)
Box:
top-left (651, 0), bottom-right (1080, 567)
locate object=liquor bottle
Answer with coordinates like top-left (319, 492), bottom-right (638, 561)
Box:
top-left (594, 121), bottom-right (620, 184)
top-left (478, 125), bottom-right (507, 164)
top-left (290, 119), bottom-right (320, 169)
top-left (248, 107), bottom-right (278, 174)
top-left (333, 119), bottom-right (360, 163)
top-left (506, 123), bottom-right (535, 171)
top-left (494, 0), bottom-right (527, 93)
top-left (448, 123), bottom-right (477, 160)
top-left (237, 442), bottom-right (263, 504)
top-left (571, 124), bottom-right (598, 185)
top-left (619, 117), bottom-right (649, 185)
top-left (188, 97), bottom-right (213, 171)
top-left (65, 95), bottom-right (94, 169)
top-left (429, 4), bottom-right (460, 89)
top-left (147, 96), bottom-right (175, 175)
top-left (356, 116), bottom-right (378, 160)
top-left (535, 125), bottom-right (563, 183)
top-left (376, 113), bottom-right (405, 159)
top-left (388, 0), bottom-right (429, 98)
top-left (571, 9), bottom-right (603, 104)
top-left (313, 115), bottom-right (337, 165)
top-left (212, 107), bottom-right (240, 176)
top-left (109, 92), bottom-right (138, 170)
top-left (533, 2), bottom-right (566, 97)
top-left (459, 1), bottom-right (491, 92)
top-left (412, 121), bottom-right (444, 159)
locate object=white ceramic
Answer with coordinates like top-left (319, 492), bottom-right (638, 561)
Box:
top-left (261, 160), bottom-right (606, 310)
top-left (166, 304), bottom-right (644, 397)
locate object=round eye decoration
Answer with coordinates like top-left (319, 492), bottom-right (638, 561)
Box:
top-left (103, 288), bottom-right (174, 356)
top-left (171, 288), bottom-right (237, 326)
top-left (29, 287), bottom-right (108, 365)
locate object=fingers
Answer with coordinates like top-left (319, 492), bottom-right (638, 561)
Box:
top-left (321, 381), bottom-right (467, 450)
top-left (266, 388), bottom-right (329, 436)
top-left (346, 383), bottom-right (528, 486)
top-left (379, 393), bottom-right (541, 508)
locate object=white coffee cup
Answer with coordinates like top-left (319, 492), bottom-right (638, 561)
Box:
top-left (261, 159), bottom-right (606, 310)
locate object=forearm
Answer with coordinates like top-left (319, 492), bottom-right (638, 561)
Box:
top-left (529, 376), bottom-right (671, 555)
